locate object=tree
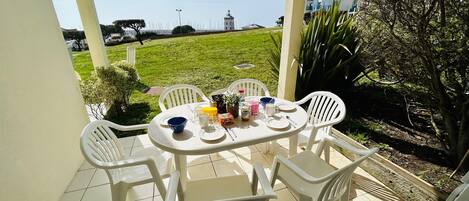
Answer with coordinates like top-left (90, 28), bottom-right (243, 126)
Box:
top-left (171, 25), bottom-right (196, 34)
top-left (80, 61), bottom-right (138, 116)
top-left (113, 19), bottom-right (146, 45)
top-left (100, 24), bottom-right (124, 39)
top-left (62, 29), bottom-right (86, 51)
top-left (359, 0), bottom-right (469, 167)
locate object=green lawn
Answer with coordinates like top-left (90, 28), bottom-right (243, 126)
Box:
top-left (74, 28), bottom-right (281, 124)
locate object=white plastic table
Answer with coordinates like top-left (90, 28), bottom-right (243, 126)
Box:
top-left (148, 97), bottom-right (307, 185)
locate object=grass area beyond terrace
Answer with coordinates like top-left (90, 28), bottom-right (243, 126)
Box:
top-left (73, 28), bottom-right (280, 125)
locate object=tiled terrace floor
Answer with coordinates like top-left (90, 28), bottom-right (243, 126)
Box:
top-left (61, 135), bottom-right (401, 201)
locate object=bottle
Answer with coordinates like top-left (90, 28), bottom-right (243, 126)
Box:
top-left (238, 88), bottom-right (245, 104)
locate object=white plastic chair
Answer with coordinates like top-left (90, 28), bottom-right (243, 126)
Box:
top-left (228, 79), bottom-right (271, 152)
top-left (159, 84), bottom-right (209, 111)
top-left (270, 137), bottom-right (378, 201)
top-left (80, 120), bottom-right (173, 201)
top-left (164, 163), bottom-right (276, 201)
top-left (228, 78), bottom-right (271, 97)
top-left (209, 88), bottom-right (228, 97)
top-left (294, 91), bottom-right (346, 162)
top-left (447, 171), bottom-right (469, 201)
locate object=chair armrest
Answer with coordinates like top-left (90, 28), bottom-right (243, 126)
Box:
top-left (99, 156), bottom-right (153, 169)
top-left (313, 120), bottom-right (340, 129)
top-left (111, 123), bottom-right (149, 131)
top-left (322, 137), bottom-right (378, 156)
top-left (165, 171), bottom-right (182, 201)
top-left (294, 95), bottom-right (312, 105)
top-left (252, 163), bottom-right (276, 199)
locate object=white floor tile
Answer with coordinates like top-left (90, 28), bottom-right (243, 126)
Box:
top-left (186, 154), bottom-right (211, 166)
top-left (79, 160), bottom-right (95, 171)
top-left (212, 156), bottom-right (246, 177)
top-left (66, 169), bottom-right (95, 192)
top-left (60, 189), bottom-right (85, 201)
top-left (231, 146), bottom-right (259, 155)
top-left (127, 182), bottom-right (155, 201)
top-left (187, 162), bottom-right (216, 180)
top-left (210, 151), bottom-right (237, 161)
top-left (133, 135), bottom-right (153, 147)
top-left (273, 189), bottom-right (297, 201)
top-left (88, 169), bottom-right (109, 187)
top-left (82, 184), bottom-right (112, 201)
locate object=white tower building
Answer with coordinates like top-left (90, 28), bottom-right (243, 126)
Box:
top-left (224, 10), bottom-right (235, 31)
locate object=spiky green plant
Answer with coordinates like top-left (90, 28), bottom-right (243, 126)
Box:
top-left (269, 2), bottom-right (363, 99)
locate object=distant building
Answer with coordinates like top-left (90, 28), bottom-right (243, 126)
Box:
top-left (241, 24), bottom-right (265, 30)
top-left (224, 10), bottom-right (235, 31)
top-left (305, 0), bottom-right (359, 13)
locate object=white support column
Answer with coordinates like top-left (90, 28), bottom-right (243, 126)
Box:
top-left (126, 46), bottom-right (136, 65)
top-left (277, 0), bottom-right (305, 101)
top-left (76, 0), bottom-right (108, 67)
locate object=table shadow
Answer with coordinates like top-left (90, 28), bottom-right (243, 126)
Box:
top-left (172, 130), bottom-right (194, 141)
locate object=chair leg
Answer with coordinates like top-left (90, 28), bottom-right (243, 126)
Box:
top-left (259, 142), bottom-right (270, 153)
top-left (111, 183), bottom-right (128, 201)
top-left (268, 140), bottom-right (277, 154)
top-left (325, 145), bottom-right (330, 164)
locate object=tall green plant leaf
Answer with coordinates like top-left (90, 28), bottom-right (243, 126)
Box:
top-left (268, 1), bottom-right (363, 99)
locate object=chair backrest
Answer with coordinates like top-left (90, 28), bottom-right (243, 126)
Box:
top-left (317, 153), bottom-right (374, 201)
top-left (304, 91), bottom-right (346, 134)
top-left (316, 139), bottom-right (377, 201)
top-left (228, 79), bottom-right (270, 97)
top-left (209, 88), bottom-right (228, 98)
top-left (159, 84), bottom-right (209, 111)
top-left (80, 120), bottom-right (126, 169)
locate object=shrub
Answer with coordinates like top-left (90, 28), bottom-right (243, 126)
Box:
top-left (80, 61), bottom-right (138, 116)
top-left (140, 31), bottom-right (159, 40)
top-left (269, 2), bottom-right (363, 99)
top-left (172, 25), bottom-right (196, 34)
top-left (80, 75), bottom-right (106, 119)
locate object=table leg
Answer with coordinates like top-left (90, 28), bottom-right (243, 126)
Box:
top-left (268, 140), bottom-right (278, 154)
top-left (289, 134), bottom-right (298, 157)
top-left (174, 154), bottom-right (187, 188)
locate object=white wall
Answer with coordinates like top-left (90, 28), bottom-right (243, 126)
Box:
top-left (0, 0), bottom-right (89, 201)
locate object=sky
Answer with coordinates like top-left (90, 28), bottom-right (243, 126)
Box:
top-left (52, 0), bottom-right (285, 30)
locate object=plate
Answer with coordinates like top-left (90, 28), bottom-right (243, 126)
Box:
top-left (266, 118), bottom-right (290, 130)
top-left (278, 103), bottom-right (296, 111)
top-left (199, 128), bottom-right (226, 141)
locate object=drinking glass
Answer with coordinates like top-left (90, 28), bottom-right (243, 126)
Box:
top-left (198, 113), bottom-right (209, 128)
top-left (265, 103), bottom-right (276, 117)
top-left (250, 100), bottom-right (259, 116)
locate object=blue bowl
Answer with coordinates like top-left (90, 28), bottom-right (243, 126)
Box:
top-left (260, 97), bottom-right (275, 107)
top-left (168, 117), bottom-right (187, 133)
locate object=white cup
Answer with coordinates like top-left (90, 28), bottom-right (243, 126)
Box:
top-left (265, 103), bottom-right (277, 117)
top-left (198, 113), bottom-right (209, 128)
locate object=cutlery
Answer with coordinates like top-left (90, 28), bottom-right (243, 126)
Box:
top-left (285, 115), bottom-right (297, 128)
top-left (222, 126), bottom-right (235, 141)
top-left (228, 127), bottom-right (237, 138)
